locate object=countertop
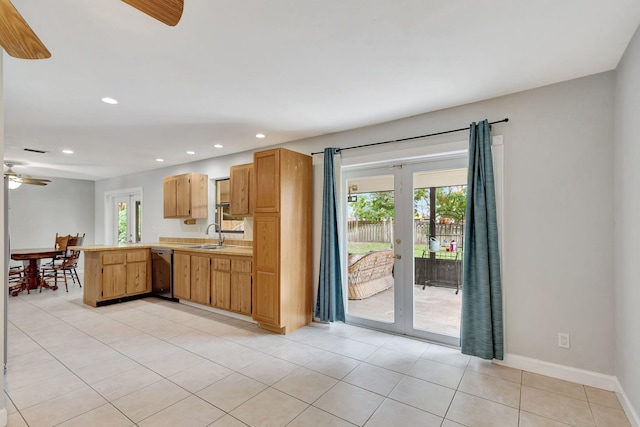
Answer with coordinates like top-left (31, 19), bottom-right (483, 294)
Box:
top-left (71, 242), bottom-right (253, 257)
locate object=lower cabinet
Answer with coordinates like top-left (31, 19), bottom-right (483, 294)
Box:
top-left (174, 250), bottom-right (252, 315)
top-left (230, 259), bottom-right (252, 315)
top-left (83, 249), bottom-right (151, 307)
top-left (212, 258), bottom-right (231, 310)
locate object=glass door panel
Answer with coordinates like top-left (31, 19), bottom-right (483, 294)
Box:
top-left (114, 194), bottom-right (142, 244)
top-left (344, 170), bottom-right (399, 332)
top-left (410, 168), bottom-right (466, 343)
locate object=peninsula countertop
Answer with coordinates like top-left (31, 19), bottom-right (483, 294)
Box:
top-left (71, 242), bottom-right (253, 257)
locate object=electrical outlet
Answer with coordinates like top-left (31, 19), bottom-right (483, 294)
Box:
top-left (558, 332), bottom-right (570, 349)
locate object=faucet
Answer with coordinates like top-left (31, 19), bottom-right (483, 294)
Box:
top-left (205, 222), bottom-right (225, 246)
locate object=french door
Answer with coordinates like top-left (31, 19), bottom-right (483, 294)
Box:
top-left (343, 155), bottom-right (467, 346)
top-left (113, 194), bottom-right (142, 244)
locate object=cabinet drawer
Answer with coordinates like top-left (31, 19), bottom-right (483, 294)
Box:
top-left (102, 252), bottom-right (126, 265)
top-left (212, 257), bottom-right (231, 271)
top-left (126, 250), bottom-right (148, 262)
top-left (232, 259), bottom-right (252, 274)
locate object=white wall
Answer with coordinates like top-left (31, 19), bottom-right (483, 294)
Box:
top-left (8, 177), bottom-right (95, 270)
top-left (614, 24), bottom-right (640, 418)
top-left (94, 72), bottom-right (617, 378)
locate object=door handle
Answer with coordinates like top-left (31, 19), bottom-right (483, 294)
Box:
top-left (394, 254), bottom-right (401, 260)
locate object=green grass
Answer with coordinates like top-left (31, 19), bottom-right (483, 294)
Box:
top-left (348, 242), bottom-right (461, 259)
top-left (347, 242), bottom-right (393, 254)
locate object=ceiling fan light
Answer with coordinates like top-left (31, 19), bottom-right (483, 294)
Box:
top-left (8, 179), bottom-right (22, 190)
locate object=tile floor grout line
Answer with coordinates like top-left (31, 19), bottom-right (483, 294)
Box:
top-left (8, 294), bottom-right (143, 426)
top-left (6, 284), bottom-right (631, 427)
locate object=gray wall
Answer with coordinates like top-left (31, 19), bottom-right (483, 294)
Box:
top-left (93, 71), bottom-right (617, 378)
top-left (291, 72), bottom-right (616, 375)
top-left (8, 177), bottom-right (95, 270)
top-left (614, 25), bottom-right (640, 416)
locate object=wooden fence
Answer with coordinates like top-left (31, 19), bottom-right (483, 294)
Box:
top-left (347, 220), bottom-right (464, 246)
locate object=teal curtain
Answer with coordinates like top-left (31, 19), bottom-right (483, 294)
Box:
top-left (461, 120), bottom-right (503, 360)
top-left (315, 148), bottom-right (346, 322)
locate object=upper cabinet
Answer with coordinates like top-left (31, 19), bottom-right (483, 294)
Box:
top-left (164, 173), bottom-right (208, 219)
top-left (253, 150), bottom-right (280, 213)
top-left (229, 163), bottom-right (253, 217)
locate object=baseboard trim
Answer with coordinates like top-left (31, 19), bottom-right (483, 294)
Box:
top-left (496, 353), bottom-right (640, 426)
top-left (495, 353), bottom-right (617, 391)
top-left (615, 377), bottom-right (640, 427)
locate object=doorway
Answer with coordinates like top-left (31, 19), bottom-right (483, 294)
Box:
top-left (343, 156), bottom-right (467, 346)
top-left (105, 188), bottom-right (142, 245)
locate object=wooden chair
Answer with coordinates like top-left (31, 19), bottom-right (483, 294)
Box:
top-left (8, 264), bottom-right (26, 295)
top-left (41, 235), bottom-right (84, 292)
top-left (43, 233), bottom-right (71, 268)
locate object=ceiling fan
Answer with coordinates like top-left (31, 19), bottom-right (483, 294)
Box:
top-left (3, 162), bottom-right (50, 188)
top-left (0, 0), bottom-right (184, 60)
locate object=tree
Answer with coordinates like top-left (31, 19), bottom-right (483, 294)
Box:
top-left (350, 192), bottom-right (394, 220)
top-left (437, 186), bottom-right (466, 222)
top-left (413, 186), bottom-right (467, 223)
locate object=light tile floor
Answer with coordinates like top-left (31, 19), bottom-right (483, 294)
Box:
top-left (3, 284), bottom-right (631, 427)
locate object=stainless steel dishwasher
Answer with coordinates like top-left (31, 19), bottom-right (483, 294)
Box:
top-left (151, 248), bottom-right (174, 299)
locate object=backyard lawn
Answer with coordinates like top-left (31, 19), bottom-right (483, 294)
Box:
top-left (347, 242), bottom-right (461, 258)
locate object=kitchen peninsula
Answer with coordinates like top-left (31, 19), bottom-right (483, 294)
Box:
top-left (76, 241), bottom-right (252, 313)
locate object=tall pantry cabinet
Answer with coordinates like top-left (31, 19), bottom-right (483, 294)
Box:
top-left (252, 148), bottom-right (313, 334)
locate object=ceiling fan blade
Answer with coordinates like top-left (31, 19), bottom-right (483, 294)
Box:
top-left (20, 179), bottom-right (48, 186)
top-left (122, 0), bottom-right (184, 26)
top-left (0, 0), bottom-right (51, 59)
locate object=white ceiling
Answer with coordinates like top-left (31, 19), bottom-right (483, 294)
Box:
top-left (3, 0), bottom-right (640, 181)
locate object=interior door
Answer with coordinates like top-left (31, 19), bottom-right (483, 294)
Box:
top-left (343, 156), bottom-right (467, 346)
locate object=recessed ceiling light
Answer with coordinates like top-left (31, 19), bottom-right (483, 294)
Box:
top-left (256, 133), bottom-right (266, 139)
top-left (214, 144), bottom-right (223, 149)
top-left (62, 149), bottom-right (73, 154)
top-left (186, 151), bottom-right (195, 155)
top-left (156, 158), bottom-right (164, 162)
top-left (101, 97), bottom-right (118, 105)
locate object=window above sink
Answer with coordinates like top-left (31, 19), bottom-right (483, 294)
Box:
top-left (213, 178), bottom-right (245, 234)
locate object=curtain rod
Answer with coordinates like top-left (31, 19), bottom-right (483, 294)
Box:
top-left (311, 118), bottom-right (509, 156)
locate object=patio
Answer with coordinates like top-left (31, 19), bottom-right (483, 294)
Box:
top-left (347, 284), bottom-right (462, 337)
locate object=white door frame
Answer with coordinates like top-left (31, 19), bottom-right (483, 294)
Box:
top-left (104, 187), bottom-right (143, 245)
top-left (338, 136), bottom-right (504, 348)
top-left (342, 156), bottom-right (467, 346)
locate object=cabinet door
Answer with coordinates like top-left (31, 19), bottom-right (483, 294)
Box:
top-left (212, 257), bottom-right (231, 310)
top-left (231, 259), bottom-right (252, 315)
top-left (102, 263), bottom-right (127, 299)
top-left (190, 174), bottom-right (209, 219)
top-left (254, 150), bottom-right (280, 213)
top-left (164, 177), bottom-right (178, 218)
top-left (173, 252), bottom-right (191, 300)
top-left (230, 164), bottom-right (253, 217)
top-left (175, 174), bottom-right (192, 217)
top-left (190, 255), bottom-right (211, 305)
top-left (253, 216), bottom-right (280, 325)
top-left (126, 261), bottom-right (148, 294)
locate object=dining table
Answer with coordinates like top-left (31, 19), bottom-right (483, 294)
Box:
top-left (10, 248), bottom-right (64, 296)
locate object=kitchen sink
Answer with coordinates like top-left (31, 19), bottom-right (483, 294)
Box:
top-left (186, 244), bottom-right (226, 250)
